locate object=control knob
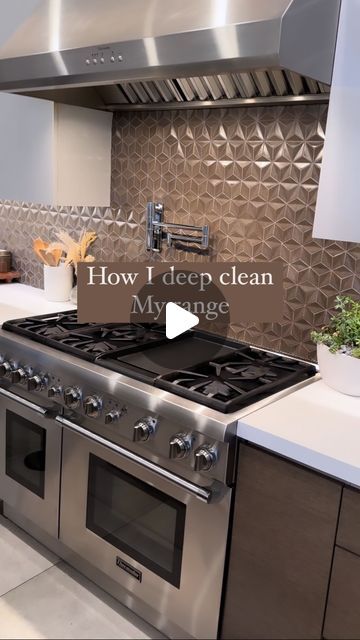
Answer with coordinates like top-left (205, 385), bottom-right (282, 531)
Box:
top-left (194, 445), bottom-right (218, 472)
top-left (133, 417), bottom-right (157, 442)
top-left (0, 361), bottom-right (12, 378)
top-left (83, 395), bottom-right (102, 418)
top-left (48, 385), bottom-right (63, 398)
top-left (169, 433), bottom-right (192, 460)
top-left (105, 409), bottom-right (121, 425)
top-left (63, 386), bottom-right (82, 409)
top-left (11, 367), bottom-right (29, 384)
top-left (27, 374), bottom-right (47, 392)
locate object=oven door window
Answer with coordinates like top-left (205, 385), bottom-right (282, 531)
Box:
top-left (86, 454), bottom-right (186, 588)
top-left (6, 410), bottom-right (46, 498)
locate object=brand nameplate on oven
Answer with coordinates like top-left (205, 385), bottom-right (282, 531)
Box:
top-left (116, 557), bottom-right (142, 582)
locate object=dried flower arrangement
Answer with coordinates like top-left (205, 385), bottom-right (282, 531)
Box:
top-left (33, 230), bottom-right (97, 272)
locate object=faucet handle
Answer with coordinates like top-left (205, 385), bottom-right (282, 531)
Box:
top-left (154, 202), bottom-right (164, 214)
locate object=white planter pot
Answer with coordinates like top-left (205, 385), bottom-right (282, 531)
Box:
top-left (43, 263), bottom-right (73, 302)
top-left (317, 343), bottom-right (360, 396)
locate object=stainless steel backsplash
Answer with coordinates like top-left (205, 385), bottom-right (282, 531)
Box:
top-left (0, 104), bottom-right (359, 360)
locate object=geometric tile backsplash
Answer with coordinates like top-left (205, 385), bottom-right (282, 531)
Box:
top-left (1, 103), bottom-right (359, 361)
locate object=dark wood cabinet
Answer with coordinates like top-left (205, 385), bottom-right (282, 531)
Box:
top-left (323, 547), bottom-right (360, 639)
top-left (221, 444), bottom-right (342, 640)
top-left (322, 485), bottom-right (360, 639)
top-left (336, 486), bottom-right (360, 556)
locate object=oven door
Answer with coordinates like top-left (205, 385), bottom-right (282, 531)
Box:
top-left (59, 417), bottom-right (231, 640)
top-left (0, 387), bottom-right (62, 538)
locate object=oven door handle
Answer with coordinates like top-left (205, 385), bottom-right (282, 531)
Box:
top-left (0, 386), bottom-right (47, 415)
top-left (56, 415), bottom-right (212, 503)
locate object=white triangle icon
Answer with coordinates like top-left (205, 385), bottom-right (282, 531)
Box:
top-left (166, 302), bottom-right (199, 340)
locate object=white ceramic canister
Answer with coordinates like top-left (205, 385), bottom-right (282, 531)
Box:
top-left (43, 263), bottom-right (73, 302)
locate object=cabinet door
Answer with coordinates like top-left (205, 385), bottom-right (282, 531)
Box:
top-left (221, 444), bottom-right (341, 640)
top-left (336, 487), bottom-right (360, 555)
top-left (0, 92), bottom-right (54, 204)
top-left (55, 103), bottom-right (112, 206)
top-left (0, 93), bottom-right (112, 206)
top-left (323, 547), bottom-right (360, 639)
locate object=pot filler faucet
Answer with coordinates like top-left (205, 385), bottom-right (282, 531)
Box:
top-left (146, 202), bottom-right (209, 253)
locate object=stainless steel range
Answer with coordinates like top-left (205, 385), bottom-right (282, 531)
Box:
top-left (0, 312), bottom-right (317, 639)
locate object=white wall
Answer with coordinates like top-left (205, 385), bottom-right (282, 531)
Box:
top-left (0, 0), bottom-right (40, 47)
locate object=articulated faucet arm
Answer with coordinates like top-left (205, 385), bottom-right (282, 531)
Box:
top-left (152, 221), bottom-right (206, 233)
top-left (146, 201), bottom-right (209, 253)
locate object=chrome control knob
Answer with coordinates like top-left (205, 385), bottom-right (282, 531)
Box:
top-left (11, 368), bottom-right (28, 384)
top-left (169, 433), bottom-right (192, 460)
top-left (27, 374), bottom-right (47, 392)
top-left (64, 386), bottom-right (82, 409)
top-left (133, 417), bottom-right (157, 443)
top-left (105, 410), bottom-right (121, 425)
top-left (48, 385), bottom-right (62, 398)
top-left (0, 361), bottom-right (12, 378)
top-left (83, 395), bottom-right (102, 418)
top-left (194, 445), bottom-right (218, 472)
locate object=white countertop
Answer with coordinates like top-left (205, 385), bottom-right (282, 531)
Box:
top-left (238, 379), bottom-right (360, 487)
top-left (0, 283), bottom-right (75, 323)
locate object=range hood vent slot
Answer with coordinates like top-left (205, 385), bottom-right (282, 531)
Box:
top-left (99, 70), bottom-right (330, 111)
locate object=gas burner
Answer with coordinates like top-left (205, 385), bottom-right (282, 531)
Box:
top-left (31, 324), bottom-right (72, 338)
top-left (58, 334), bottom-right (115, 354)
top-left (4, 311), bottom-right (88, 339)
top-left (162, 369), bottom-right (249, 401)
top-left (202, 380), bottom-right (232, 398)
top-left (54, 324), bottom-right (167, 358)
top-left (156, 348), bottom-right (317, 413)
top-left (94, 324), bottom-right (166, 344)
top-left (2, 312), bottom-right (168, 362)
top-left (209, 360), bottom-right (278, 382)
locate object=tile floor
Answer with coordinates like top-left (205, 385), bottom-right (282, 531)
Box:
top-left (0, 515), bottom-right (164, 639)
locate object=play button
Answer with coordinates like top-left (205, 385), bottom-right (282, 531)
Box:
top-left (166, 302), bottom-right (199, 340)
top-left (129, 268), bottom-right (231, 368)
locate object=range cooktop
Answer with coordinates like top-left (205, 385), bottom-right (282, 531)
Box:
top-left (3, 311), bottom-right (317, 414)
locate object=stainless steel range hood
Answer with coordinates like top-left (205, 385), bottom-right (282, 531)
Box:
top-left (0, 0), bottom-right (340, 110)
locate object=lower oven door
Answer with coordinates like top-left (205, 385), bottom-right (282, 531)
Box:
top-left (0, 387), bottom-right (62, 538)
top-left (59, 419), bottom-right (231, 640)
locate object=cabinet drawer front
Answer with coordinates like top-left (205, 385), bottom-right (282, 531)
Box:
top-left (324, 547), bottom-right (360, 639)
top-left (337, 487), bottom-right (360, 556)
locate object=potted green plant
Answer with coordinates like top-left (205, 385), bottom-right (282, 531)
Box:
top-left (311, 295), bottom-right (360, 396)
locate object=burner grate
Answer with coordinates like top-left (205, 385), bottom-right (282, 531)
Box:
top-left (54, 324), bottom-right (168, 357)
top-left (5, 312), bottom-right (87, 338)
top-left (155, 348), bottom-right (317, 413)
top-left (2, 312), bottom-right (168, 360)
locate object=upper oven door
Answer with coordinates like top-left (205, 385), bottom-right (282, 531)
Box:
top-left (0, 387), bottom-right (62, 538)
top-left (59, 422), bottom-right (231, 640)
